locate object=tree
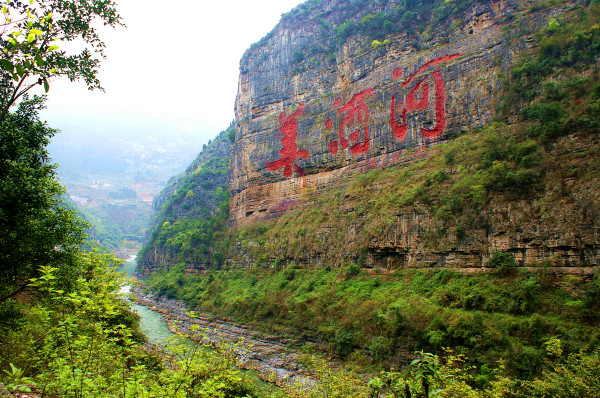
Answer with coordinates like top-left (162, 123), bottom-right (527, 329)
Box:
top-left (0, 0), bottom-right (122, 300)
top-left (0, 95), bottom-right (86, 301)
top-left (0, 0), bottom-right (122, 121)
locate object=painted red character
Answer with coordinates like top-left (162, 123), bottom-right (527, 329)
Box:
top-left (327, 88), bottom-right (375, 156)
top-left (390, 54), bottom-right (462, 142)
top-left (266, 104), bottom-right (309, 178)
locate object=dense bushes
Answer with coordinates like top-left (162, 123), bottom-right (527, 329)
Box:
top-left (0, 98), bottom-right (86, 302)
top-left (255, 0), bottom-right (491, 67)
top-left (146, 265), bottom-right (598, 382)
top-left (503, 5), bottom-right (600, 145)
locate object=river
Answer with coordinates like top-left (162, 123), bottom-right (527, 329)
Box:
top-left (118, 256), bottom-right (173, 346)
top-left (117, 256), bottom-right (284, 396)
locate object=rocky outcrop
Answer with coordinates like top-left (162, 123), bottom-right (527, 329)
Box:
top-left (230, 0), bottom-right (523, 226)
top-left (362, 197), bottom-right (600, 273)
top-left (131, 287), bottom-right (315, 387)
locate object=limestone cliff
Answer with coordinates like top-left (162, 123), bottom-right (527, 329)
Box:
top-left (228, 0), bottom-right (599, 272)
top-left (231, 0), bottom-right (522, 225)
top-left (139, 0), bottom-right (599, 275)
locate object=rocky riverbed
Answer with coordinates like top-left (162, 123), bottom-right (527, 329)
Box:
top-left (130, 286), bottom-right (315, 388)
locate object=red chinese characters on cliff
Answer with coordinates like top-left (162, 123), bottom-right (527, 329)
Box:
top-left (390, 54), bottom-right (461, 142)
top-left (266, 104), bottom-right (309, 178)
top-left (326, 88), bottom-right (375, 156)
top-left (266, 55), bottom-right (462, 178)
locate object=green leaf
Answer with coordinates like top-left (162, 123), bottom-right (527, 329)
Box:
top-left (35, 54), bottom-right (45, 66)
top-left (2, 60), bottom-right (14, 73)
top-left (27, 33), bottom-right (35, 43)
top-left (43, 78), bottom-right (49, 93)
top-left (48, 45), bottom-right (59, 51)
top-left (15, 63), bottom-right (24, 78)
top-left (30, 29), bottom-right (43, 35)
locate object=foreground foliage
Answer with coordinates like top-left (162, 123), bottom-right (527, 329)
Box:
top-left (0, 253), bottom-right (272, 397)
top-left (0, 97), bottom-right (86, 302)
top-left (290, 347), bottom-right (600, 398)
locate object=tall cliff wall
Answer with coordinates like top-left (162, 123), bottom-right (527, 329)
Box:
top-left (227, 0), bottom-right (599, 272)
top-left (230, 0), bottom-right (524, 226)
top-left (138, 0), bottom-right (599, 275)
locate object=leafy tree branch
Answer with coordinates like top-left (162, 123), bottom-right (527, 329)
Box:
top-left (0, 0), bottom-right (123, 121)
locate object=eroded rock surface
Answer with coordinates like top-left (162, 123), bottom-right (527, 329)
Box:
top-left (227, 0), bottom-right (598, 271)
top-left (230, 0), bottom-right (521, 226)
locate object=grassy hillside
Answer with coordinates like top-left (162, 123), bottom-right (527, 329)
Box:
top-left (147, 265), bottom-right (599, 379)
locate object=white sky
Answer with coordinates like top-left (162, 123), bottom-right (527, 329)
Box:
top-left (41, 0), bottom-right (304, 144)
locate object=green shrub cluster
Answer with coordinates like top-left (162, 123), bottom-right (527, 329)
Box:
top-left (503, 5), bottom-right (600, 145)
top-left (333, 0), bottom-right (481, 44)
top-left (249, 0), bottom-right (490, 67)
top-left (146, 266), bottom-right (599, 382)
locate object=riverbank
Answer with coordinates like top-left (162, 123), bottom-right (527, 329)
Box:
top-left (130, 285), bottom-right (314, 388)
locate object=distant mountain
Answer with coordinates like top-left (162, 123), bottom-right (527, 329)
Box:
top-left (48, 127), bottom-right (207, 254)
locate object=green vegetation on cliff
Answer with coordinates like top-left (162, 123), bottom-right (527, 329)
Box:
top-left (138, 127), bottom-right (232, 272)
top-left (252, 0), bottom-right (512, 65)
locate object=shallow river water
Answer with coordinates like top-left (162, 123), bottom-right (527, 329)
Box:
top-left (117, 256), bottom-right (283, 395)
top-left (118, 257), bottom-right (173, 346)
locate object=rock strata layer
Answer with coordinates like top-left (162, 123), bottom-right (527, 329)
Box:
top-left (230, 0), bottom-right (523, 226)
top-left (226, 0), bottom-right (598, 271)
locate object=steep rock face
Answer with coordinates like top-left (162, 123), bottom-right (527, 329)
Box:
top-left (227, 0), bottom-right (599, 272)
top-left (230, 0), bottom-right (521, 226)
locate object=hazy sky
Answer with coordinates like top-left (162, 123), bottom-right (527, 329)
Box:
top-left (41, 0), bottom-right (304, 145)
